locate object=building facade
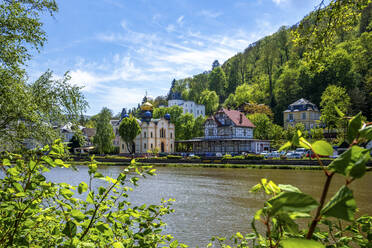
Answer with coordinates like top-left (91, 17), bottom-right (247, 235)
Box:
top-left (178, 108), bottom-right (270, 154)
top-left (119, 102), bottom-right (175, 154)
top-left (283, 98), bottom-right (321, 130)
top-left (168, 90), bottom-right (205, 118)
top-left (168, 99), bottom-right (205, 118)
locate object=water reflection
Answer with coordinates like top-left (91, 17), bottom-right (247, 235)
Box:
top-left (47, 166), bottom-right (372, 247)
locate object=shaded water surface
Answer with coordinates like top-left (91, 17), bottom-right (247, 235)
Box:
top-left (48, 166), bottom-right (372, 247)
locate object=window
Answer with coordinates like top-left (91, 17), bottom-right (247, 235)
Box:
top-left (302, 112), bottom-right (306, 120)
top-left (191, 109), bottom-right (193, 113)
top-left (170, 132), bottom-right (173, 139)
top-left (244, 129), bottom-right (246, 136)
top-left (122, 144), bottom-right (124, 149)
top-left (151, 143), bottom-right (153, 149)
top-left (289, 113), bottom-right (294, 120)
top-left (151, 132), bottom-right (153, 138)
top-left (144, 132), bottom-right (146, 138)
top-left (144, 143), bottom-right (146, 149)
top-left (171, 144), bottom-right (173, 150)
top-left (197, 110), bottom-right (199, 114)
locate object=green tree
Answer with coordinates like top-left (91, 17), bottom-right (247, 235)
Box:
top-left (69, 128), bottom-right (86, 153)
top-left (320, 85), bottom-right (351, 132)
top-left (248, 113), bottom-right (284, 141)
top-left (199, 90), bottom-right (219, 115)
top-left (223, 93), bottom-right (237, 109)
top-left (93, 108), bottom-right (114, 154)
top-left (193, 115), bottom-right (206, 138)
top-left (234, 83), bottom-right (268, 107)
top-left (0, 1), bottom-right (88, 150)
top-left (208, 67), bottom-right (227, 101)
top-left (177, 113), bottom-right (195, 140)
top-left (118, 115), bottom-right (141, 155)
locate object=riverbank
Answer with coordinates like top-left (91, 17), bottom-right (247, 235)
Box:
top-left (68, 160), bottom-right (372, 171)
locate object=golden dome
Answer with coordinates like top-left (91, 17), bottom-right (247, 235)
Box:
top-left (141, 102), bottom-right (153, 111)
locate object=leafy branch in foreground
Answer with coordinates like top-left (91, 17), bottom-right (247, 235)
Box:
top-left (210, 110), bottom-right (372, 248)
top-left (0, 140), bottom-right (186, 248)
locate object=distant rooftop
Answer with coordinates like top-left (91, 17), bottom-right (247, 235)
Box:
top-left (286, 98), bottom-right (319, 112)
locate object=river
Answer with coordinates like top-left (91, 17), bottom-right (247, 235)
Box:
top-left (48, 165), bottom-right (372, 247)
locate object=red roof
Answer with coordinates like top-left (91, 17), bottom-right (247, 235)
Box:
top-left (219, 108), bottom-right (255, 128)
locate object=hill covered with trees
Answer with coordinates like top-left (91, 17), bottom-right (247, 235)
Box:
top-left (166, 1), bottom-right (372, 125)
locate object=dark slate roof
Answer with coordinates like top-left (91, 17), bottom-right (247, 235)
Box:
top-left (83, 128), bottom-right (96, 138)
top-left (218, 108), bottom-right (255, 128)
top-left (286, 98), bottom-right (319, 112)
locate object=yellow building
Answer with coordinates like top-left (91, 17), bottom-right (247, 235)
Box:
top-left (119, 102), bottom-right (175, 154)
top-left (283, 98), bottom-right (321, 130)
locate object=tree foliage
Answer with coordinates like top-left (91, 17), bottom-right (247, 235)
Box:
top-left (118, 115), bottom-right (141, 154)
top-left (0, 141), bottom-right (183, 247)
top-left (199, 90), bottom-right (219, 115)
top-left (0, 0), bottom-right (88, 150)
top-left (93, 108), bottom-right (115, 154)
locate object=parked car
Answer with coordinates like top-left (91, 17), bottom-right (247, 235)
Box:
top-left (260, 151), bottom-right (269, 157)
top-left (216, 152), bottom-right (223, 157)
top-left (266, 151), bottom-right (280, 158)
top-left (286, 152), bottom-right (303, 159)
top-left (295, 148), bottom-right (307, 157)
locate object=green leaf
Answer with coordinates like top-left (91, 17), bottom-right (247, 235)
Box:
top-left (42, 156), bottom-right (55, 167)
top-left (279, 141), bottom-right (292, 151)
top-left (86, 191), bottom-right (94, 204)
top-left (321, 186), bottom-right (356, 221)
top-left (347, 112), bottom-right (362, 144)
top-left (359, 125), bottom-right (372, 141)
top-left (13, 182), bottom-right (24, 192)
top-left (334, 106), bottom-right (345, 118)
top-left (7, 167), bottom-right (19, 176)
top-left (62, 221), bottom-right (77, 238)
top-left (60, 188), bottom-right (74, 198)
top-left (299, 137), bottom-right (311, 150)
top-left (312, 140), bottom-right (333, 156)
top-left (78, 182), bottom-right (88, 194)
top-left (281, 238), bottom-right (325, 248)
top-left (2, 159), bottom-right (11, 166)
top-left (328, 146), bottom-right (370, 178)
top-left (268, 192), bottom-right (318, 216)
top-left (96, 222), bottom-right (109, 233)
top-left (278, 184), bottom-right (302, 193)
top-left (71, 209), bottom-right (86, 222)
top-left (277, 213), bottom-right (299, 234)
top-left (113, 242), bottom-right (124, 248)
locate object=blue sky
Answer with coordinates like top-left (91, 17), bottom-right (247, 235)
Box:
top-left (27, 0), bottom-right (321, 115)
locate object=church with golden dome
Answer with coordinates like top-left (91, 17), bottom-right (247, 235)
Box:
top-left (118, 102), bottom-right (175, 154)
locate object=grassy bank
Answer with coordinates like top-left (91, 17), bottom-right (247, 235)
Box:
top-left (68, 161), bottom-right (372, 171)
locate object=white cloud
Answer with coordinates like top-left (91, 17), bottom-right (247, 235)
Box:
top-left (177, 15), bottom-right (184, 25)
top-left (75, 18), bottom-right (282, 113)
top-left (272, 0), bottom-right (289, 5)
top-left (166, 24), bottom-right (175, 32)
top-left (198, 10), bottom-right (222, 18)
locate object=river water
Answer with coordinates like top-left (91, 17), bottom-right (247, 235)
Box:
top-left (48, 166), bottom-right (372, 247)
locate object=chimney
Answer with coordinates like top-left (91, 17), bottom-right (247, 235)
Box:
top-left (239, 113), bottom-right (243, 124)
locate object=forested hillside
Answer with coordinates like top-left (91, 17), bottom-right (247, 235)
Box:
top-left (167, 2), bottom-right (372, 125)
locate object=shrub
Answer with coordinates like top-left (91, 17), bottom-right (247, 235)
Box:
top-left (167, 155), bottom-right (183, 159)
top-left (245, 154), bottom-right (264, 160)
top-left (0, 140), bottom-right (182, 247)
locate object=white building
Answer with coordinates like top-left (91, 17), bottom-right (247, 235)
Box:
top-left (118, 102), bottom-right (175, 154)
top-left (168, 99), bottom-right (205, 118)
